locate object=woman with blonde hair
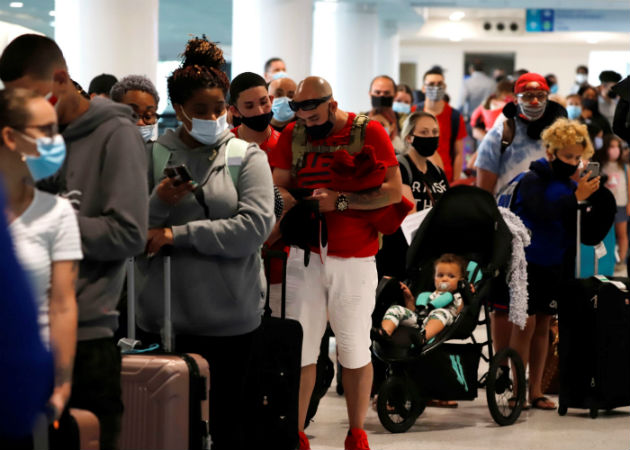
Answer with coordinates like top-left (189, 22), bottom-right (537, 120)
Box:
top-left (508, 118), bottom-right (599, 410)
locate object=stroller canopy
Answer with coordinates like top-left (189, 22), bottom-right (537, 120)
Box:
top-left (406, 185), bottom-right (512, 279)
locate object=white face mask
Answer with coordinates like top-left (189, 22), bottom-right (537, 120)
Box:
top-left (576, 73), bottom-right (588, 85)
top-left (138, 124), bottom-right (156, 143)
top-left (181, 108), bottom-right (228, 146)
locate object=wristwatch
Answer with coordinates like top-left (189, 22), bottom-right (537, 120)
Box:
top-left (335, 193), bottom-right (349, 212)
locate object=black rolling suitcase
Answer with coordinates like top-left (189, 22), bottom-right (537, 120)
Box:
top-left (557, 204), bottom-right (630, 418)
top-left (249, 249), bottom-right (303, 449)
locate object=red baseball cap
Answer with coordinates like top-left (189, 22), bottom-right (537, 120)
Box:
top-left (514, 73), bottom-right (549, 94)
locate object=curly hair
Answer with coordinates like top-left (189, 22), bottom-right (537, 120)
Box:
top-left (541, 117), bottom-right (594, 159)
top-left (110, 75), bottom-right (159, 105)
top-left (167, 35), bottom-right (230, 105)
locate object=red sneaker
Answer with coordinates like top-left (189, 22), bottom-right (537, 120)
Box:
top-left (344, 428), bottom-right (370, 450)
top-left (298, 431), bottom-right (311, 450)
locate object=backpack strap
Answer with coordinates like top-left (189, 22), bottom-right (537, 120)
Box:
top-left (500, 117), bottom-right (515, 155)
top-left (347, 114), bottom-right (369, 154)
top-left (397, 154), bottom-right (413, 184)
top-left (449, 107), bottom-right (461, 163)
top-left (225, 137), bottom-right (249, 187)
top-left (495, 171), bottom-right (526, 209)
top-left (151, 142), bottom-right (172, 189)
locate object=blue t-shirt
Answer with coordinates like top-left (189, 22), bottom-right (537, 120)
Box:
top-left (476, 117), bottom-right (546, 193)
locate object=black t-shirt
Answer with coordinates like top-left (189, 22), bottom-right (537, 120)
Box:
top-left (376, 155), bottom-right (449, 280)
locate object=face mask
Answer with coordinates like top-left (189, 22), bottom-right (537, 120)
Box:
top-left (594, 136), bottom-right (603, 150)
top-left (305, 120), bottom-right (334, 140)
top-left (240, 111), bottom-right (273, 132)
top-left (411, 136), bottom-right (439, 157)
top-left (608, 90), bottom-right (618, 100)
top-left (567, 105), bottom-right (582, 120)
top-left (138, 124), bottom-right (155, 143)
top-left (576, 74), bottom-right (588, 85)
top-left (181, 109), bottom-right (228, 146)
top-left (551, 158), bottom-right (578, 178)
top-left (518, 100), bottom-right (546, 121)
top-left (44, 91), bottom-right (57, 106)
top-left (19, 132), bottom-right (66, 181)
top-left (582, 98), bottom-right (598, 112)
top-left (550, 84), bottom-right (559, 94)
top-left (609, 146), bottom-right (621, 161)
top-left (425, 86), bottom-right (445, 102)
top-left (272, 97), bottom-right (295, 122)
top-left (272, 71), bottom-right (288, 80)
top-left (371, 96), bottom-right (394, 108)
top-left (392, 101), bottom-right (411, 115)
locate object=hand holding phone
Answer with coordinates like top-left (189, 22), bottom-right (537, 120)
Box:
top-left (164, 164), bottom-right (194, 186)
top-left (581, 161), bottom-right (600, 180)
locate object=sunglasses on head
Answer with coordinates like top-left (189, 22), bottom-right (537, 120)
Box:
top-left (288, 95), bottom-right (332, 112)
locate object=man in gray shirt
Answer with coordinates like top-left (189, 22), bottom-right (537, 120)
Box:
top-left (460, 61), bottom-right (496, 120)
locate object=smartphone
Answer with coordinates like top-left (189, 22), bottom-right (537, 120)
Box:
top-left (164, 164), bottom-right (193, 186)
top-left (581, 161), bottom-right (600, 179)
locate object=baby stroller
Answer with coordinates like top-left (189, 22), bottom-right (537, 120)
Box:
top-left (373, 185), bottom-right (527, 432)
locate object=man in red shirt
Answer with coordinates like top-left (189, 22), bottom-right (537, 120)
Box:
top-left (270, 76), bottom-right (402, 450)
top-left (417, 67), bottom-right (467, 182)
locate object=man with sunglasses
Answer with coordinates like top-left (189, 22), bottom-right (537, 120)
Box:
top-left (270, 76), bottom-right (402, 450)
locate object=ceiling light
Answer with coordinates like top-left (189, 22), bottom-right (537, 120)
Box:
top-left (586, 38), bottom-right (599, 44)
top-left (449, 36), bottom-right (462, 42)
top-left (10, 2), bottom-right (24, 7)
top-left (449, 11), bottom-right (465, 22)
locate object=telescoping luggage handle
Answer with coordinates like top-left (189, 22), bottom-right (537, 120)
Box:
top-left (263, 249), bottom-right (288, 319)
top-left (122, 246), bottom-right (174, 353)
top-left (576, 201), bottom-right (603, 278)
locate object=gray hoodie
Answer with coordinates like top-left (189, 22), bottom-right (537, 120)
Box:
top-left (41, 97), bottom-right (149, 340)
top-left (137, 127), bottom-right (275, 337)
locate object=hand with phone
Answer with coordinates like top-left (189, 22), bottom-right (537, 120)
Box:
top-left (157, 164), bottom-right (197, 206)
top-left (575, 162), bottom-right (601, 202)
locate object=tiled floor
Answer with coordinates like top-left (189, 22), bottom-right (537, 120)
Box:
top-left (304, 335), bottom-right (630, 450)
top-left (305, 381), bottom-right (630, 450)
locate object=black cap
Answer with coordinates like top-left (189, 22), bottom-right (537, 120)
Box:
top-left (599, 70), bottom-right (622, 84)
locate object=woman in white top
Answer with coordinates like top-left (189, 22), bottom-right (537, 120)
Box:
top-left (0, 88), bottom-right (82, 420)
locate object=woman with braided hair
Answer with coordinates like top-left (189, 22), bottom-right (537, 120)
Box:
top-left (136, 36), bottom-right (275, 450)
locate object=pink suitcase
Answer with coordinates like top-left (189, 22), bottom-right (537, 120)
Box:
top-left (119, 255), bottom-right (210, 450)
top-left (69, 408), bottom-right (100, 450)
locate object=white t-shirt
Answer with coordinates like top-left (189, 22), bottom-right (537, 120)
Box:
top-left (9, 189), bottom-right (83, 347)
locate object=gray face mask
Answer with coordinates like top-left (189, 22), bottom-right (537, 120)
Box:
top-left (518, 100), bottom-right (546, 121)
top-left (425, 85), bottom-right (446, 102)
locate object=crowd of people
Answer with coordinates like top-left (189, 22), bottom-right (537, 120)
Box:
top-left (0, 31), bottom-right (628, 450)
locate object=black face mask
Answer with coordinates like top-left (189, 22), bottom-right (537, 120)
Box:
top-left (305, 108), bottom-right (334, 140)
top-left (551, 158), bottom-right (578, 178)
top-left (411, 136), bottom-right (439, 157)
top-left (608, 90), bottom-right (618, 100)
top-left (240, 111), bottom-right (273, 132)
top-left (232, 115), bottom-right (242, 127)
top-left (371, 96), bottom-right (394, 108)
top-left (582, 98), bottom-right (598, 113)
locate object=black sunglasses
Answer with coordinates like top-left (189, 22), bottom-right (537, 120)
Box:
top-left (288, 95), bottom-right (332, 112)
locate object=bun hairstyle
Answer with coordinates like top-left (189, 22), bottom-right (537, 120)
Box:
top-left (167, 35), bottom-right (230, 105)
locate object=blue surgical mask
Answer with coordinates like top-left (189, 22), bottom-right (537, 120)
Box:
top-left (271, 97), bottom-right (295, 122)
top-left (594, 136), bottom-right (603, 150)
top-left (19, 132), bottom-right (66, 181)
top-left (138, 124), bottom-right (155, 143)
top-left (392, 101), bottom-right (411, 115)
top-left (181, 109), bottom-right (228, 146)
top-left (567, 105), bottom-right (582, 120)
top-left (272, 71), bottom-right (288, 80)
top-left (550, 84), bottom-right (559, 94)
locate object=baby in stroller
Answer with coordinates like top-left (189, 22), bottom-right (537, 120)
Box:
top-left (374, 254), bottom-right (467, 347)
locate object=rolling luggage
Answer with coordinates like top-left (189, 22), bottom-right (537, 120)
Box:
top-left (249, 249), bottom-right (303, 450)
top-left (557, 203), bottom-right (630, 418)
top-left (119, 256), bottom-right (211, 450)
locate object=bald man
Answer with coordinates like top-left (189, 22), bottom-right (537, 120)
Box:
top-left (269, 76), bottom-right (298, 132)
top-left (270, 77), bottom-right (402, 450)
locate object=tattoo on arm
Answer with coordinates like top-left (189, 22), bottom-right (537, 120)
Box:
top-left (55, 365), bottom-right (73, 387)
top-left (346, 187), bottom-right (392, 210)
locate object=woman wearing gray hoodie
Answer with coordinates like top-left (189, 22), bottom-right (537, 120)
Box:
top-left (136, 37), bottom-right (275, 450)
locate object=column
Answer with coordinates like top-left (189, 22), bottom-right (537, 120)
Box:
top-left (376, 19), bottom-right (401, 84)
top-left (231, 0), bottom-right (314, 82)
top-left (311, 1), bottom-right (379, 113)
top-left (54, 0), bottom-right (159, 90)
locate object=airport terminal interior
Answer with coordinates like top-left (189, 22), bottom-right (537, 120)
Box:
top-left (0, 0), bottom-right (629, 449)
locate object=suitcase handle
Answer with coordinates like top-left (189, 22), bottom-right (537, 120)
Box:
top-left (263, 249), bottom-right (288, 319)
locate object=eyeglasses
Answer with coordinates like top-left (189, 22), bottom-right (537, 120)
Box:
top-left (288, 95), bottom-right (332, 112)
top-left (24, 123), bottom-right (58, 138)
top-left (517, 92), bottom-right (548, 103)
top-left (132, 111), bottom-right (160, 125)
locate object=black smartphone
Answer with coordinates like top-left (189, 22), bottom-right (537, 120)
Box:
top-left (581, 161), bottom-right (600, 179)
top-left (164, 164), bottom-right (193, 186)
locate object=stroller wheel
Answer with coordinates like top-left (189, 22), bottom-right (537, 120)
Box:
top-left (376, 376), bottom-right (425, 433)
top-left (486, 347), bottom-right (526, 426)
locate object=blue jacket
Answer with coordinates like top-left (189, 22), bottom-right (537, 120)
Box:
top-left (513, 158), bottom-right (577, 266)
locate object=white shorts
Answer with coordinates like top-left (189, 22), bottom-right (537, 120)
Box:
top-left (285, 247), bottom-right (377, 369)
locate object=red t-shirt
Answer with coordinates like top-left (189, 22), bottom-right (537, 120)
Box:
top-left (231, 125), bottom-right (281, 168)
top-left (431, 103), bottom-right (467, 182)
top-left (269, 113), bottom-right (398, 258)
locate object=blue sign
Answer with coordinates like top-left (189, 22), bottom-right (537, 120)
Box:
top-left (526, 9), bottom-right (555, 32)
